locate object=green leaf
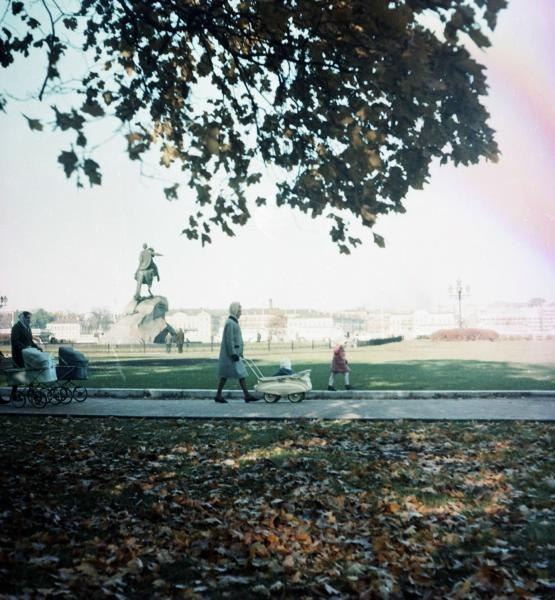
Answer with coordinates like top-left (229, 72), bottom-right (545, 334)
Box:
top-left (164, 183), bottom-right (179, 200)
top-left (467, 27), bottom-right (491, 48)
top-left (373, 233), bottom-right (385, 248)
top-left (52, 107), bottom-right (85, 131)
top-left (102, 91), bottom-right (114, 105)
top-left (83, 159), bottom-right (102, 186)
top-left (197, 53), bottom-right (212, 77)
top-left (246, 173), bottom-right (262, 185)
top-left (22, 113), bottom-right (43, 131)
top-left (63, 17), bottom-right (78, 31)
top-left (81, 100), bottom-right (105, 117)
top-left (58, 150), bottom-right (78, 178)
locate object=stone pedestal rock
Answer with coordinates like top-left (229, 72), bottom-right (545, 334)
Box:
top-left (103, 296), bottom-right (174, 344)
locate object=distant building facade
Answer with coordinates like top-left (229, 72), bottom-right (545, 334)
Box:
top-left (166, 311), bottom-right (212, 342)
top-left (20, 302), bottom-right (550, 347)
top-left (287, 316), bottom-right (343, 341)
top-left (474, 303), bottom-right (555, 336)
top-left (238, 311), bottom-right (274, 342)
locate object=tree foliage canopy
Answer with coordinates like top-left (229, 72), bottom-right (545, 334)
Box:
top-left (1, 0), bottom-right (506, 252)
top-left (13, 307), bottom-right (55, 329)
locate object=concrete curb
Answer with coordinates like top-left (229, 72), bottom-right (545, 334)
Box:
top-left (3, 387), bottom-right (554, 400)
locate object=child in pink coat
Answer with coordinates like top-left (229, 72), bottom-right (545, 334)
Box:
top-left (328, 343), bottom-right (352, 390)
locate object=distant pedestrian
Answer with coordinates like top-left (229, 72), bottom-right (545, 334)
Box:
top-left (165, 331), bottom-right (173, 353)
top-left (214, 302), bottom-right (259, 404)
top-left (175, 328), bottom-right (185, 353)
top-left (328, 343), bottom-right (352, 390)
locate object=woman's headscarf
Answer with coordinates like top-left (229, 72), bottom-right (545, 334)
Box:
top-left (18, 311), bottom-right (31, 331)
top-left (229, 302), bottom-right (241, 318)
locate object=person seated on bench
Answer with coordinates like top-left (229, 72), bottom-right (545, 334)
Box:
top-left (273, 358), bottom-right (294, 377)
top-left (10, 311), bottom-right (42, 402)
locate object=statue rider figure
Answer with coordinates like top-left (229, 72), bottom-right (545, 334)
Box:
top-left (134, 243), bottom-right (162, 301)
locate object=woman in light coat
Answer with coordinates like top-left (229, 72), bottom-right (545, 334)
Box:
top-left (215, 302), bottom-right (259, 403)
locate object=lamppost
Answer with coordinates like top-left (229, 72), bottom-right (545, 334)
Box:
top-left (449, 280), bottom-right (470, 328)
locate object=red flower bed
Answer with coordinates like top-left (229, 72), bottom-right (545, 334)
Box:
top-left (431, 328), bottom-right (499, 341)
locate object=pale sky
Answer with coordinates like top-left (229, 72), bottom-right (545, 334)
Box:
top-left (1, 0), bottom-right (554, 314)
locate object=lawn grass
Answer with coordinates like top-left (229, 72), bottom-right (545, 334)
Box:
top-left (85, 357), bottom-right (555, 390)
top-left (0, 417), bottom-right (553, 597)
top-left (91, 339), bottom-right (555, 390)
top-left (2, 339), bottom-right (554, 390)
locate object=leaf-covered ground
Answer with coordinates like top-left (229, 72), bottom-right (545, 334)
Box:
top-left (0, 418), bottom-right (553, 598)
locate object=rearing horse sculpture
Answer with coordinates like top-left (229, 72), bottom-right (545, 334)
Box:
top-left (134, 244), bottom-right (161, 301)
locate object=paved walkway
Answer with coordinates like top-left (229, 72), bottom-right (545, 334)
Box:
top-left (1, 392), bottom-right (554, 420)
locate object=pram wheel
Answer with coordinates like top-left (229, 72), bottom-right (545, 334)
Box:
top-left (264, 393), bottom-right (280, 403)
top-left (29, 388), bottom-right (47, 408)
top-left (47, 388), bottom-right (59, 405)
top-left (288, 392), bottom-right (305, 403)
top-left (60, 387), bottom-right (72, 404)
top-left (11, 390), bottom-right (26, 408)
top-left (72, 386), bottom-right (88, 402)
top-left (48, 387), bottom-right (71, 405)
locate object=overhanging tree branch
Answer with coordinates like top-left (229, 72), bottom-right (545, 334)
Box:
top-left (0, 0), bottom-right (506, 252)
top-left (38, 0), bottom-right (56, 101)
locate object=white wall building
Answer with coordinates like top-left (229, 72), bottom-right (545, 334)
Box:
top-left (388, 312), bottom-right (415, 338)
top-left (166, 311), bottom-right (212, 342)
top-left (475, 304), bottom-right (555, 336)
top-left (412, 310), bottom-right (456, 337)
top-left (239, 312), bottom-right (273, 342)
top-left (48, 322), bottom-right (81, 342)
top-left (380, 310), bottom-right (456, 339)
top-left (362, 311), bottom-right (391, 339)
top-left (382, 305), bottom-right (555, 339)
top-left (287, 316), bottom-right (343, 341)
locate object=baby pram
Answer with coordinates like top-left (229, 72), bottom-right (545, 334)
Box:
top-left (54, 346), bottom-right (89, 404)
top-left (4, 348), bottom-right (57, 408)
top-left (244, 358), bottom-right (312, 403)
top-left (1, 346), bottom-right (89, 407)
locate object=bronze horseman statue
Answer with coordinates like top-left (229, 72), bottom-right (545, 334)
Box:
top-left (134, 243), bottom-right (162, 301)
